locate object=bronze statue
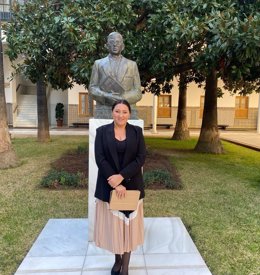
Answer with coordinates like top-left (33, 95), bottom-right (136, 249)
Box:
top-left (89, 32), bottom-right (142, 119)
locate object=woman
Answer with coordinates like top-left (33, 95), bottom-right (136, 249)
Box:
top-left (94, 100), bottom-right (146, 275)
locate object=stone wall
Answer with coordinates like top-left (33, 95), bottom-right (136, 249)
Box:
top-left (234, 108), bottom-right (257, 129)
top-left (136, 106), bottom-right (153, 126)
top-left (68, 104), bottom-right (90, 126)
top-left (67, 104), bottom-right (258, 129)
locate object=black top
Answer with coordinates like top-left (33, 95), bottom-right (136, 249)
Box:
top-left (115, 138), bottom-right (127, 169)
top-left (94, 122), bottom-right (146, 202)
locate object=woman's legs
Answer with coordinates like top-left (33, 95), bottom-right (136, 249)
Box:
top-left (120, 251), bottom-right (131, 275)
top-left (111, 254), bottom-right (122, 275)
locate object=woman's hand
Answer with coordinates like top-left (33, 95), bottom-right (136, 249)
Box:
top-left (107, 174), bottom-right (124, 188)
top-left (115, 184), bottom-right (126, 199)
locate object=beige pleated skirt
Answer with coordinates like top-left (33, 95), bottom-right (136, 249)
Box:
top-left (94, 199), bottom-right (144, 254)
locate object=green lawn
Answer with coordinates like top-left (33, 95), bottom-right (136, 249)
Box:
top-left (0, 136), bottom-right (259, 275)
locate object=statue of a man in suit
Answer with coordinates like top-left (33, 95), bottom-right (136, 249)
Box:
top-left (88, 32), bottom-right (142, 119)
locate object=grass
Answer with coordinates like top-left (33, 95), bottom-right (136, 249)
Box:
top-left (0, 136), bottom-right (259, 275)
top-left (0, 136), bottom-right (88, 275)
top-left (145, 138), bottom-right (260, 275)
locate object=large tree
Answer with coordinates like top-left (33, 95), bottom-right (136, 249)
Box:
top-left (172, 72), bottom-right (190, 140)
top-left (0, 36), bottom-right (18, 168)
top-left (130, 0), bottom-right (260, 153)
top-left (5, 0), bottom-right (259, 150)
top-left (0, 17), bottom-right (18, 168)
top-left (6, 0), bottom-right (74, 142)
top-left (5, 0), bottom-right (135, 142)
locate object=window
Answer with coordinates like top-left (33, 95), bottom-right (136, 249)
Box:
top-left (235, 96), bottom-right (249, 119)
top-left (0, 0), bottom-right (10, 12)
top-left (158, 95), bottom-right (171, 118)
top-left (0, 0), bottom-right (11, 21)
top-left (79, 93), bottom-right (89, 116)
top-left (199, 96), bottom-right (205, 119)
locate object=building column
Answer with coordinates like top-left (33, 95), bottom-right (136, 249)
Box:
top-left (152, 94), bottom-right (158, 133)
top-left (257, 93), bottom-right (260, 134)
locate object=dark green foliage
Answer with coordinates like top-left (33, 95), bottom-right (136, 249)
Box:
top-left (55, 103), bottom-right (64, 120)
top-left (5, 0), bottom-right (259, 93)
top-left (5, 0), bottom-right (135, 88)
top-left (131, 0), bottom-right (260, 94)
top-left (143, 169), bottom-right (182, 189)
top-left (40, 169), bottom-right (87, 188)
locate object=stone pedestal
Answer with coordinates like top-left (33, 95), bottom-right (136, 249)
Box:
top-left (88, 118), bottom-right (144, 241)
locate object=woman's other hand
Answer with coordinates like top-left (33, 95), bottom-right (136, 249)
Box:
top-left (107, 174), bottom-right (124, 188)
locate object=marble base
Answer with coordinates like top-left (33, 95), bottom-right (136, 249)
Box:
top-left (88, 119), bottom-right (144, 241)
top-left (15, 217), bottom-right (212, 275)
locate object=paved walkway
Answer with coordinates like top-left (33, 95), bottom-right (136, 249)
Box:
top-left (219, 131), bottom-right (260, 151)
top-left (145, 129), bottom-right (260, 151)
top-left (15, 218), bottom-right (212, 275)
top-left (9, 128), bottom-right (260, 151)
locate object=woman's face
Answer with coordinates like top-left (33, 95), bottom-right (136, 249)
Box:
top-left (112, 103), bottom-right (130, 127)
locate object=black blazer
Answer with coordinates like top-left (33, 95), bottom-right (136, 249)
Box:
top-left (94, 122), bottom-right (146, 202)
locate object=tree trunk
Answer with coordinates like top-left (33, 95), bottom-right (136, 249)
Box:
top-left (0, 38), bottom-right (18, 168)
top-left (37, 80), bottom-right (50, 142)
top-left (195, 68), bottom-right (223, 154)
top-left (172, 72), bottom-right (190, 140)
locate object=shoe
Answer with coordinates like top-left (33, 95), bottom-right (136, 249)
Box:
top-left (111, 268), bottom-right (120, 275)
top-left (111, 263), bottom-right (121, 275)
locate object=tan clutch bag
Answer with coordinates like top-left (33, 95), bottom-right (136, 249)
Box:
top-left (109, 190), bottom-right (140, 211)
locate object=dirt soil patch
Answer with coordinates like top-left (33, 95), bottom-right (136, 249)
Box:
top-left (51, 149), bottom-right (182, 189)
top-left (52, 152), bottom-right (88, 178)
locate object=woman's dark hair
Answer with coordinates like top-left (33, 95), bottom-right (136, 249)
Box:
top-left (112, 100), bottom-right (131, 113)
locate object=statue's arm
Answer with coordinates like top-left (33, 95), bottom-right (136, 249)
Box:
top-left (88, 61), bottom-right (106, 105)
top-left (89, 61), bottom-right (120, 105)
top-left (122, 62), bottom-right (142, 104)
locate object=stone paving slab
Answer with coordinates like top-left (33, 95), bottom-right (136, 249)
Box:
top-left (15, 217), bottom-right (212, 275)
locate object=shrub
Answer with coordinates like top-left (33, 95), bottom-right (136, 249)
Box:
top-left (76, 145), bottom-right (88, 154)
top-left (41, 169), bottom-right (87, 188)
top-left (143, 169), bottom-right (181, 189)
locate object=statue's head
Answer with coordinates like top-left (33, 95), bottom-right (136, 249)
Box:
top-left (106, 32), bottom-right (125, 56)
